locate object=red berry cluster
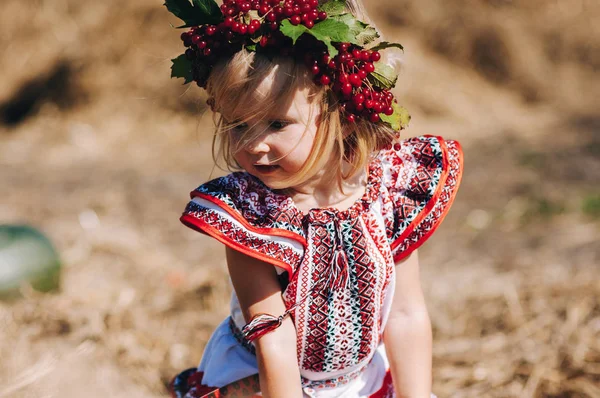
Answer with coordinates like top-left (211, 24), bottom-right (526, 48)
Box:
top-left (178, 0), bottom-right (398, 125)
top-left (181, 0), bottom-right (328, 87)
top-left (220, 0), bottom-right (326, 28)
top-left (307, 43), bottom-right (395, 123)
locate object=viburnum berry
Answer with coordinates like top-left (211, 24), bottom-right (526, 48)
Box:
top-left (258, 5), bottom-right (269, 15)
top-left (341, 83), bottom-right (353, 96)
top-left (352, 93), bottom-right (365, 105)
top-left (349, 74), bottom-right (362, 87)
top-left (185, 49), bottom-right (196, 60)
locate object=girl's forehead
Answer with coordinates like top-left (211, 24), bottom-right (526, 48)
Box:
top-left (226, 80), bottom-right (317, 121)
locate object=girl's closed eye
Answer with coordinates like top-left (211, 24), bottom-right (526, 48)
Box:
top-left (231, 122), bottom-right (248, 132)
top-left (269, 120), bottom-right (291, 131)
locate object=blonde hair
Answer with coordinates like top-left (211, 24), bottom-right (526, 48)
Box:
top-left (206, 0), bottom-right (397, 191)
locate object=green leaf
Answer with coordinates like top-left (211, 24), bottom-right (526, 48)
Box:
top-left (368, 62), bottom-right (398, 89)
top-left (164, 0), bottom-right (194, 24)
top-left (280, 19), bottom-right (351, 57)
top-left (310, 18), bottom-right (355, 44)
top-left (330, 14), bottom-right (379, 46)
top-left (164, 0), bottom-right (222, 27)
top-left (280, 20), bottom-right (310, 44)
top-left (317, 0), bottom-right (347, 16)
top-left (356, 26), bottom-right (379, 46)
top-left (380, 102), bottom-right (410, 131)
top-left (370, 41), bottom-right (404, 52)
top-left (246, 43), bottom-right (257, 52)
top-left (191, 0), bottom-right (221, 22)
top-left (171, 54), bottom-right (194, 84)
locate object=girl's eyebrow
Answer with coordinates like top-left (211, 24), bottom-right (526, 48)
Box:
top-left (264, 115), bottom-right (298, 122)
top-left (225, 114), bottom-right (298, 124)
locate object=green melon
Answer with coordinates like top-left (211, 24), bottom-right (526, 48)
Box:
top-left (0, 225), bottom-right (61, 299)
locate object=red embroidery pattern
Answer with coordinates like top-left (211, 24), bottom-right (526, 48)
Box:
top-left (180, 135), bottom-right (463, 380)
top-left (182, 204), bottom-right (304, 275)
top-left (198, 172), bottom-right (306, 237)
top-left (391, 139), bottom-right (463, 261)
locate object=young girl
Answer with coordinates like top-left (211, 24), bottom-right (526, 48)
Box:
top-left (168, 1), bottom-right (463, 397)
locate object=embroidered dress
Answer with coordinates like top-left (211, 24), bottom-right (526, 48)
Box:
top-left (174, 135), bottom-right (463, 398)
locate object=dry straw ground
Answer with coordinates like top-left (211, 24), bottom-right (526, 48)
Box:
top-left (0, 0), bottom-right (599, 397)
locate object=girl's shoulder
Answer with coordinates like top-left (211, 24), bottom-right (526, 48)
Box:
top-left (190, 171), bottom-right (303, 232)
top-left (377, 135), bottom-right (462, 190)
top-left (180, 171), bottom-right (306, 275)
top-left (376, 135), bottom-right (463, 261)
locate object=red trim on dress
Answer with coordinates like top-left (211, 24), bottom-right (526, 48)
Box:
top-left (171, 369), bottom-right (394, 398)
top-left (370, 369), bottom-right (395, 397)
top-left (181, 214), bottom-right (295, 276)
top-left (392, 138), bottom-right (463, 262)
top-left (191, 192), bottom-right (308, 247)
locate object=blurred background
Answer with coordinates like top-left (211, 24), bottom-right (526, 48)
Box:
top-left (0, 0), bottom-right (599, 397)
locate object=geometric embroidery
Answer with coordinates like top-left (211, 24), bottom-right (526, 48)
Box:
top-left (180, 134), bottom-right (463, 379)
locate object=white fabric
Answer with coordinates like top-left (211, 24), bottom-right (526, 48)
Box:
top-left (199, 316), bottom-right (437, 397)
top-left (199, 316), bottom-right (392, 398)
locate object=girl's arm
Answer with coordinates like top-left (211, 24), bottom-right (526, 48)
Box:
top-left (384, 250), bottom-right (433, 398)
top-left (225, 247), bottom-right (303, 398)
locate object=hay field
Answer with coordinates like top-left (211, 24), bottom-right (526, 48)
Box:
top-left (0, 0), bottom-right (599, 397)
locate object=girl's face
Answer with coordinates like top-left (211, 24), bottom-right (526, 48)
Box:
top-left (228, 85), bottom-right (321, 191)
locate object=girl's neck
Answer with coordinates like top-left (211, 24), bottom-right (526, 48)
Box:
top-left (286, 163), bottom-right (368, 214)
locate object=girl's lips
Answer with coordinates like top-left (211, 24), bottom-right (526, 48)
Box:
top-left (253, 164), bottom-right (280, 175)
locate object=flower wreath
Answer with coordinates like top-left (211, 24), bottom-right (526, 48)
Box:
top-left (166, 0), bottom-right (410, 130)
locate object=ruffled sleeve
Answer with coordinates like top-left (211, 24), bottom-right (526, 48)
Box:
top-left (180, 172), bottom-right (307, 276)
top-left (379, 135), bottom-right (464, 262)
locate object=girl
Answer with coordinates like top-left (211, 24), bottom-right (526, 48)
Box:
top-left (168, 0), bottom-right (463, 397)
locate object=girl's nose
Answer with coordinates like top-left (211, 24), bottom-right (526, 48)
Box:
top-left (245, 137), bottom-right (270, 154)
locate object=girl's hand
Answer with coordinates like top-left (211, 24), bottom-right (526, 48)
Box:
top-left (384, 250), bottom-right (433, 398)
top-left (226, 247), bottom-right (303, 398)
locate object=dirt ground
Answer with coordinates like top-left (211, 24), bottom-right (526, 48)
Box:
top-left (0, 0), bottom-right (599, 397)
